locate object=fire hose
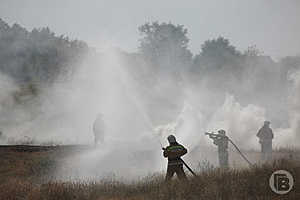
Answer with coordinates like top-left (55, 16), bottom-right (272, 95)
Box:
top-left (162, 147), bottom-right (197, 177)
top-left (205, 132), bottom-right (254, 167)
top-left (180, 158), bottom-right (197, 176)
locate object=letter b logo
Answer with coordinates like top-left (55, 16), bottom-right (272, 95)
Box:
top-left (270, 170), bottom-right (294, 195)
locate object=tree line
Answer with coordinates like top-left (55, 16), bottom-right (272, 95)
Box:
top-left (0, 19), bottom-right (299, 124)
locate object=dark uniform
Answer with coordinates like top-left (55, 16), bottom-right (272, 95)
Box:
top-left (209, 130), bottom-right (229, 168)
top-left (257, 121), bottom-right (273, 161)
top-left (163, 140), bottom-right (188, 181)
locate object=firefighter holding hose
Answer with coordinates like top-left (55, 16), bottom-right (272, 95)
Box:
top-left (206, 130), bottom-right (229, 168)
top-left (163, 135), bottom-right (188, 181)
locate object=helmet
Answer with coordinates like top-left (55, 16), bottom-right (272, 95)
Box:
top-left (167, 135), bottom-right (176, 143)
top-left (218, 129), bottom-right (226, 135)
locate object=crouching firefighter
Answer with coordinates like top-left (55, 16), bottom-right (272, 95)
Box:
top-left (163, 135), bottom-right (188, 181)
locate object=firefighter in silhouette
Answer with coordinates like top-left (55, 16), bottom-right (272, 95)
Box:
top-left (93, 113), bottom-right (105, 145)
top-left (208, 130), bottom-right (229, 168)
top-left (257, 121), bottom-right (274, 161)
top-left (163, 135), bottom-right (187, 181)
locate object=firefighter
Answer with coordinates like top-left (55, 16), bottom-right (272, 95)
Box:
top-left (93, 113), bottom-right (105, 145)
top-left (257, 121), bottom-right (274, 161)
top-left (163, 135), bottom-right (188, 181)
top-left (209, 130), bottom-right (229, 168)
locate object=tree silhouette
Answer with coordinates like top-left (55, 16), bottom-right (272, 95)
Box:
top-left (193, 37), bottom-right (242, 74)
top-left (138, 22), bottom-right (192, 80)
top-left (0, 18), bottom-right (89, 86)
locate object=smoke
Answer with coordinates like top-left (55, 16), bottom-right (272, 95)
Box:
top-left (0, 22), bottom-right (299, 180)
top-left (289, 70), bottom-right (300, 140)
top-left (0, 73), bottom-right (19, 136)
top-left (40, 49), bottom-right (165, 180)
top-left (206, 95), bottom-right (265, 148)
top-left (0, 73), bottom-right (43, 143)
top-left (0, 74), bottom-right (18, 110)
top-left (0, 47), bottom-right (164, 179)
top-left (1, 48), bottom-right (299, 179)
top-left (275, 69), bottom-right (300, 147)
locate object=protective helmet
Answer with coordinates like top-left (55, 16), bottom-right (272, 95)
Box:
top-left (167, 135), bottom-right (176, 143)
top-left (218, 129), bottom-right (226, 135)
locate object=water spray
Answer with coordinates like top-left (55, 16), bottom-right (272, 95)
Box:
top-left (112, 68), bottom-right (197, 175)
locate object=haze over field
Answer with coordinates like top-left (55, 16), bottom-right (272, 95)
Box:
top-left (1, 0), bottom-right (300, 58)
top-left (0, 0), bottom-right (299, 179)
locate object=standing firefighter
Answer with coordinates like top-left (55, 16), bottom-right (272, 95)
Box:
top-left (93, 113), bottom-right (105, 145)
top-left (257, 121), bottom-right (274, 161)
top-left (207, 130), bottom-right (229, 168)
top-left (163, 135), bottom-right (187, 181)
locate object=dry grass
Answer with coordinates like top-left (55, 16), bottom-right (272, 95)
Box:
top-left (0, 146), bottom-right (299, 200)
top-left (0, 160), bottom-right (299, 200)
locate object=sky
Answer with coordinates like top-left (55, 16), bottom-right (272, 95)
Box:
top-left (0, 0), bottom-right (299, 58)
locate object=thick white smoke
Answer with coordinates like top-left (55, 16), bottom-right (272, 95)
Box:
top-left (289, 70), bottom-right (300, 141)
top-left (0, 73), bottom-right (19, 141)
top-left (39, 49), bottom-right (164, 180)
top-left (0, 47), bottom-right (299, 180)
top-left (275, 69), bottom-right (300, 147)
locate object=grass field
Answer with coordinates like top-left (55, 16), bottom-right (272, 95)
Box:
top-left (0, 145), bottom-right (299, 200)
